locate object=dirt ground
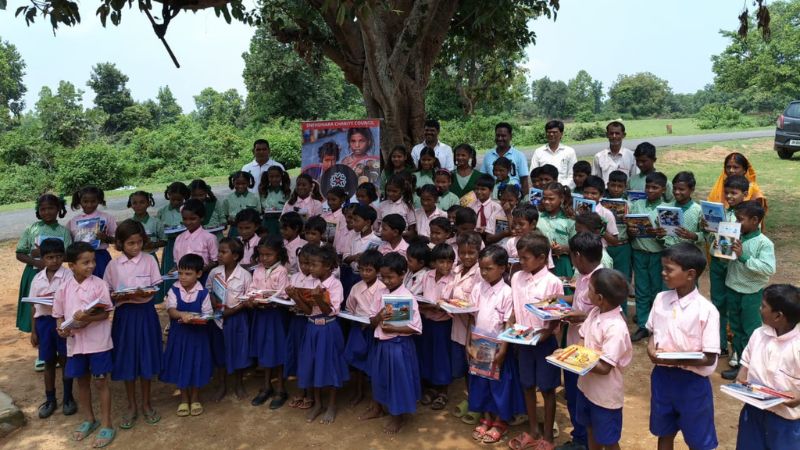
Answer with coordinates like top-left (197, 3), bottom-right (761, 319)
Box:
top-left (0, 235), bottom-right (797, 450)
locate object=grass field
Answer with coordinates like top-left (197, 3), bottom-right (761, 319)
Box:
top-left (559, 117), bottom-right (772, 144)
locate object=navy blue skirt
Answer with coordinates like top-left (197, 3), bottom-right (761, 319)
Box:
top-left (111, 300), bottom-right (163, 381)
top-left (371, 336), bottom-right (421, 416)
top-left (208, 320), bottom-right (226, 369)
top-left (297, 318), bottom-right (349, 389)
top-left (343, 324), bottom-right (374, 375)
top-left (468, 352), bottom-right (526, 421)
top-left (223, 311), bottom-right (252, 373)
top-left (160, 320), bottom-right (212, 389)
top-left (284, 314), bottom-right (307, 377)
top-left (93, 249), bottom-right (112, 278)
top-left (250, 307), bottom-right (287, 368)
top-left (416, 317), bottom-right (454, 386)
top-left (451, 341), bottom-right (468, 379)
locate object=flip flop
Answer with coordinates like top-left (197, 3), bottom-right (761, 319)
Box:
top-left (92, 427), bottom-right (115, 448)
top-left (269, 391), bottom-right (288, 410)
top-left (482, 421), bottom-right (509, 444)
top-left (288, 396), bottom-right (304, 408)
top-left (190, 402), bottom-right (204, 416)
top-left (119, 412), bottom-right (137, 430)
top-left (461, 410), bottom-right (481, 425)
top-left (508, 432), bottom-right (537, 450)
top-left (297, 398), bottom-right (315, 410)
top-left (72, 420), bottom-right (100, 441)
top-left (143, 409), bottom-right (161, 425)
top-left (34, 359), bottom-right (45, 372)
top-left (431, 393), bottom-right (448, 410)
top-left (472, 418), bottom-right (492, 440)
top-left (176, 402), bottom-right (190, 417)
top-left (451, 399), bottom-right (469, 418)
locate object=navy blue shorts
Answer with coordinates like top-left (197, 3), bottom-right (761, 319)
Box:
top-left (737, 404), bottom-right (800, 450)
top-left (650, 366), bottom-right (717, 450)
top-left (575, 388), bottom-right (622, 445)
top-left (65, 350), bottom-right (113, 378)
top-left (516, 335), bottom-right (560, 391)
top-left (35, 315), bottom-right (67, 362)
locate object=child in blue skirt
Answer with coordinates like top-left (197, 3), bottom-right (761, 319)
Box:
top-left (467, 245), bottom-right (525, 444)
top-left (343, 249), bottom-right (384, 406)
top-left (284, 245), bottom-right (316, 410)
top-left (67, 186), bottom-right (117, 279)
top-left (360, 252), bottom-right (422, 434)
top-left (207, 237), bottom-right (253, 400)
top-left (161, 254), bottom-right (213, 417)
top-left (290, 244), bottom-right (349, 425)
top-left (157, 182), bottom-right (190, 301)
top-left (103, 220), bottom-right (164, 428)
top-left (249, 235), bottom-right (291, 409)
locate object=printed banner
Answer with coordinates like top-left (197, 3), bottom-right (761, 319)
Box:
top-left (301, 119), bottom-right (381, 198)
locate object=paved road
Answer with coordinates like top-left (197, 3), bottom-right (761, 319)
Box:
top-left (0, 130), bottom-right (773, 242)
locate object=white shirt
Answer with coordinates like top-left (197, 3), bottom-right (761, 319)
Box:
top-left (530, 143), bottom-right (577, 188)
top-left (411, 141), bottom-right (454, 171)
top-left (592, 147), bottom-right (639, 184)
top-left (242, 158), bottom-right (285, 193)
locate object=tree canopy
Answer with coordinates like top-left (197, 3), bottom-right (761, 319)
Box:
top-left (608, 72), bottom-right (672, 118)
top-left (0, 37), bottom-right (26, 127)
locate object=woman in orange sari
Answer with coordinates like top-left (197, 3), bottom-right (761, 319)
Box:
top-left (707, 152), bottom-right (767, 214)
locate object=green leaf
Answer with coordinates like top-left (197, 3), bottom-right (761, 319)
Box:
top-left (0, 0), bottom-right (7, 11)
top-left (15, 5), bottom-right (26, 17)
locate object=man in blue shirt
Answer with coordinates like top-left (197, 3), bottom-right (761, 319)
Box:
top-left (481, 122), bottom-right (530, 195)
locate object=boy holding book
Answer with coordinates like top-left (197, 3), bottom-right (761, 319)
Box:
top-left (661, 171), bottom-right (704, 251)
top-left (628, 142), bottom-right (673, 202)
top-left (626, 172), bottom-right (668, 342)
top-left (735, 284), bottom-right (800, 450)
top-left (646, 243), bottom-right (720, 450)
top-left (722, 201), bottom-right (776, 380)
top-left (604, 170), bottom-right (632, 315)
top-left (468, 174), bottom-right (504, 237)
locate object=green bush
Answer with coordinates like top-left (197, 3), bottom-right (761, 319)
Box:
top-left (568, 122), bottom-right (606, 141)
top-left (695, 104), bottom-right (749, 129)
top-left (0, 164), bottom-right (52, 204)
top-left (574, 110), bottom-right (595, 123)
top-left (54, 142), bottom-right (130, 194)
top-left (440, 116), bottom-right (546, 150)
top-left (246, 119), bottom-right (302, 169)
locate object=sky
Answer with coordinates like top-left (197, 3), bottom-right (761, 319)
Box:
top-left (2, 0), bottom-right (746, 113)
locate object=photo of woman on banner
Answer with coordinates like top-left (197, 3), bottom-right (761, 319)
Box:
top-left (341, 127), bottom-right (378, 168)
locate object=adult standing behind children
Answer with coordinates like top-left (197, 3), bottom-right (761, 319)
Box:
top-left (529, 120), bottom-right (577, 188)
top-left (411, 119), bottom-right (454, 171)
top-left (592, 121), bottom-right (639, 184)
top-left (242, 139), bottom-right (285, 194)
top-left (481, 122), bottom-right (530, 196)
top-left (707, 152), bottom-right (767, 223)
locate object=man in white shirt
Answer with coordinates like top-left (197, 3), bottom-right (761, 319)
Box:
top-left (530, 120), bottom-right (578, 188)
top-left (592, 121), bottom-right (639, 184)
top-left (241, 139), bottom-right (285, 193)
top-left (411, 119), bottom-right (454, 171)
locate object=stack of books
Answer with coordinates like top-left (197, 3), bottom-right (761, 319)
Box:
top-left (546, 344), bottom-right (601, 376)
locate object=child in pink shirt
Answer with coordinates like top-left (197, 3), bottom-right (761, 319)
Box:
top-left (280, 212), bottom-right (307, 275)
top-left (281, 173), bottom-right (324, 219)
top-left (446, 232), bottom-right (483, 386)
top-left (360, 252), bottom-right (422, 434)
top-left (735, 284), bottom-right (800, 449)
top-left (173, 199), bottom-right (218, 283)
top-left (68, 186), bottom-right (117, 278)
top-left (580, 176), bottom-right (620, 247)
top-left (404, 242), bottom-right (430, 296)
top-left (284, 246), bottom-right (316, 409)
top-left (234, 208), bottom-right (261, 269)
top-left (376, 175), bottom-right (416, 236)
top-left (322, 187), bottom-right (349, 250)
top-left (52, 242), bottom-right (115, 447)
top-left (414, 184), bottom-right (447, 238)
top-left (377, 214), bottom-right (409, 257)
top-left (469, 174), bottom-right (504, 236)
top-left (646, 243), bottom-right (720, 450)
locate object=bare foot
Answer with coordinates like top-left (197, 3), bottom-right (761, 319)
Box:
top-left (358, 403), bottom-right (383, 421)
top-left (213, 384), bottom-right (227, 403)
top-left (349, 390), bottom-right (364, 408)
top-left (320, 405), bottom-right (337, 424)
top-left (383, 415), bottom-right (404, 434)
top-left (305, 403), bottom-right (323, 423)
top-left (234, 385), bottom-right (247, 400)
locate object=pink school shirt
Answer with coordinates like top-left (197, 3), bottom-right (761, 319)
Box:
top-left (30, 267), bottom-right (72, 318)
top-left (282, 196), bottom-right (323, 218)
top-left (206, 264), bottom-right (252, 309)
top-left (506, 237), bottom-right (556, 269)
top-left (445, 263), bottom-right (481, 346)
top-left (68, 211), bottom-right (117, 251)
top-left (174, 227), bottom-right (218, 265)
top-left (165, 281), bottom-right (212, 316)
top-left (334, 227), bottom-right (355, 256)
top-left (378, 238), bottom-right (409, 257)
top-left (470, 279), bottom-right (513, 336)
top-left (284, 236), bottom-right (307, 275)
top-left (323, 209), bottom-right (348, 252)
top-left (577, 306), bottom-right (633, 409)
top-left (646, 288), bottom-right (720, 377)
top-left (376, 199), bottom-right (416, 233)
top-left (741, 326), bottom-right (800, 420)
top-left (374, 284), bottom-right (422, 340)
top-left (344, 231), bottom-right (382, 272)
top-left (311, 275), bottom-right (344, 316)
top-left (346, 279), bottom-right (386, 317)
top-left (404, 268), bottom-right (429, 296)
top-left (421, 270), bottom-right (454, 321)
top-left (414, 207), bottom-right (447, 237)
top-left (240, 234), bottom-right (261, 266)
top-left (52, 275), bottom-right (114, 357)
top-left (103, 253), bottom-right (163, 301)
top-left (594, 204), bottom-right (619, 248)
top-left (510, 266), bottom-right (564, 329)
top-left (567, 265), bottom-right (602, 346)
top-left (251, 263), bottom-right (290, 292)
top-left (469, 198), bottom-right (503, 234)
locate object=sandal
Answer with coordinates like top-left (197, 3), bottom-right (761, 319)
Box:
top-left (431, 392), bottom-right (448, 410)
top-left (452, 399), bottom-right (469, 418)
top-left (119, 412), bottom-right (137, 430)
top-left (297, 397), bottom-right (314, 410)
top-left (508, 432), bottom-right (537, 450)
top-left (92, 427), bottom-right (115, 448)
top-left (483, 420), bottom-right (509, 444)
top-left (472, 418), bottom-right (493, 440)
top-left (420, 388), bottom-right (436, 405)
top-left (288, 396), bottom-right (304, 408)
top-left (269, 391), bottom-right (288, 410)
top-left (190, 402), bottom-right (204, 416)
top-left (72, 420), bottom-right (100, 441)
top-left (461, 410), bottom-right (481, 425)
top-left (143, 409), bottom-right (161, 425)
top-left (176, 402), bottom-right (190, 417)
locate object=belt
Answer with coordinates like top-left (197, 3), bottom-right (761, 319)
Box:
top-left (308, 316), bottom-right (337, 325)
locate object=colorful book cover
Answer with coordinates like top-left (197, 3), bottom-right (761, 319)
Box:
top-left (439, 298), bottom-right (480, 314)
top-left (711, 222), bottom-right (741, 260)
top-left (74, 217), bottom-right (103, 249)
top-left (524, 298), bottom-right (573, 321)
top-left (164, 225), bottom-right (187, 235)
top-left (469, 329), bottom-right (501, 381)
top-left (656, 206), bottom-right (684, 237)
top-left (211, 275), bottom-right (227, 304)
top-left (382, 294), bottom-right (413, 327)
top-left (295, 287), bottom-right (331, 306)
top-left (625, 214), bottom-right (657, 238)
top-left (497, 324), bottom-right (542, 346)
top-left (600, 198), bottom-right (628, 224)
top-left (529, 188), bottom-right (543, 207)
top-left (325, 220), bottom-right (337, 241)
top-left (460, 191), bottom-right (477, 208)
top-left (545, 344), bottom-right (600, 376)
top-left (720, 383), bottom-right (788, 409)
top-left (573, 197), bottom-right (597, 215)
top-left (495, 216), bottom-right (509, 233)
top-left (627, 190), bottom-right (647, 202)
top-left (700, 200), bottom-right (726, 232)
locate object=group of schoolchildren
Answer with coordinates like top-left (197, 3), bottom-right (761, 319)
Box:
top-left (13, 124), bottom-right (799, 450)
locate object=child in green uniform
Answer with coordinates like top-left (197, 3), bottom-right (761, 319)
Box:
top-left (129, 190), bottom-right (167, 303)
top-left (571, 161), bottom-right (591, 196)
top-left (604, 170), bottom-right (632, 316)
top-left (158, 182), bottom-right (189, 299)
top-left (189, 179), bottom-right (226, 240)
top-left (414, 146), bottom-right (439, 191)
top-left (662, 171), bottom-right (705, 251)
top-left (259, 166), bottom-right (290, 236)
top-left (536, 182), bottom-right (576, 279)
top-left (627, 172), bottom-right (667, 342)
top-left (629, 142), bottom-right (673, 202)
top-left (434, 169), bottom-right (460, 212)
top-left (223, 171), bottom-right (260, 238)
